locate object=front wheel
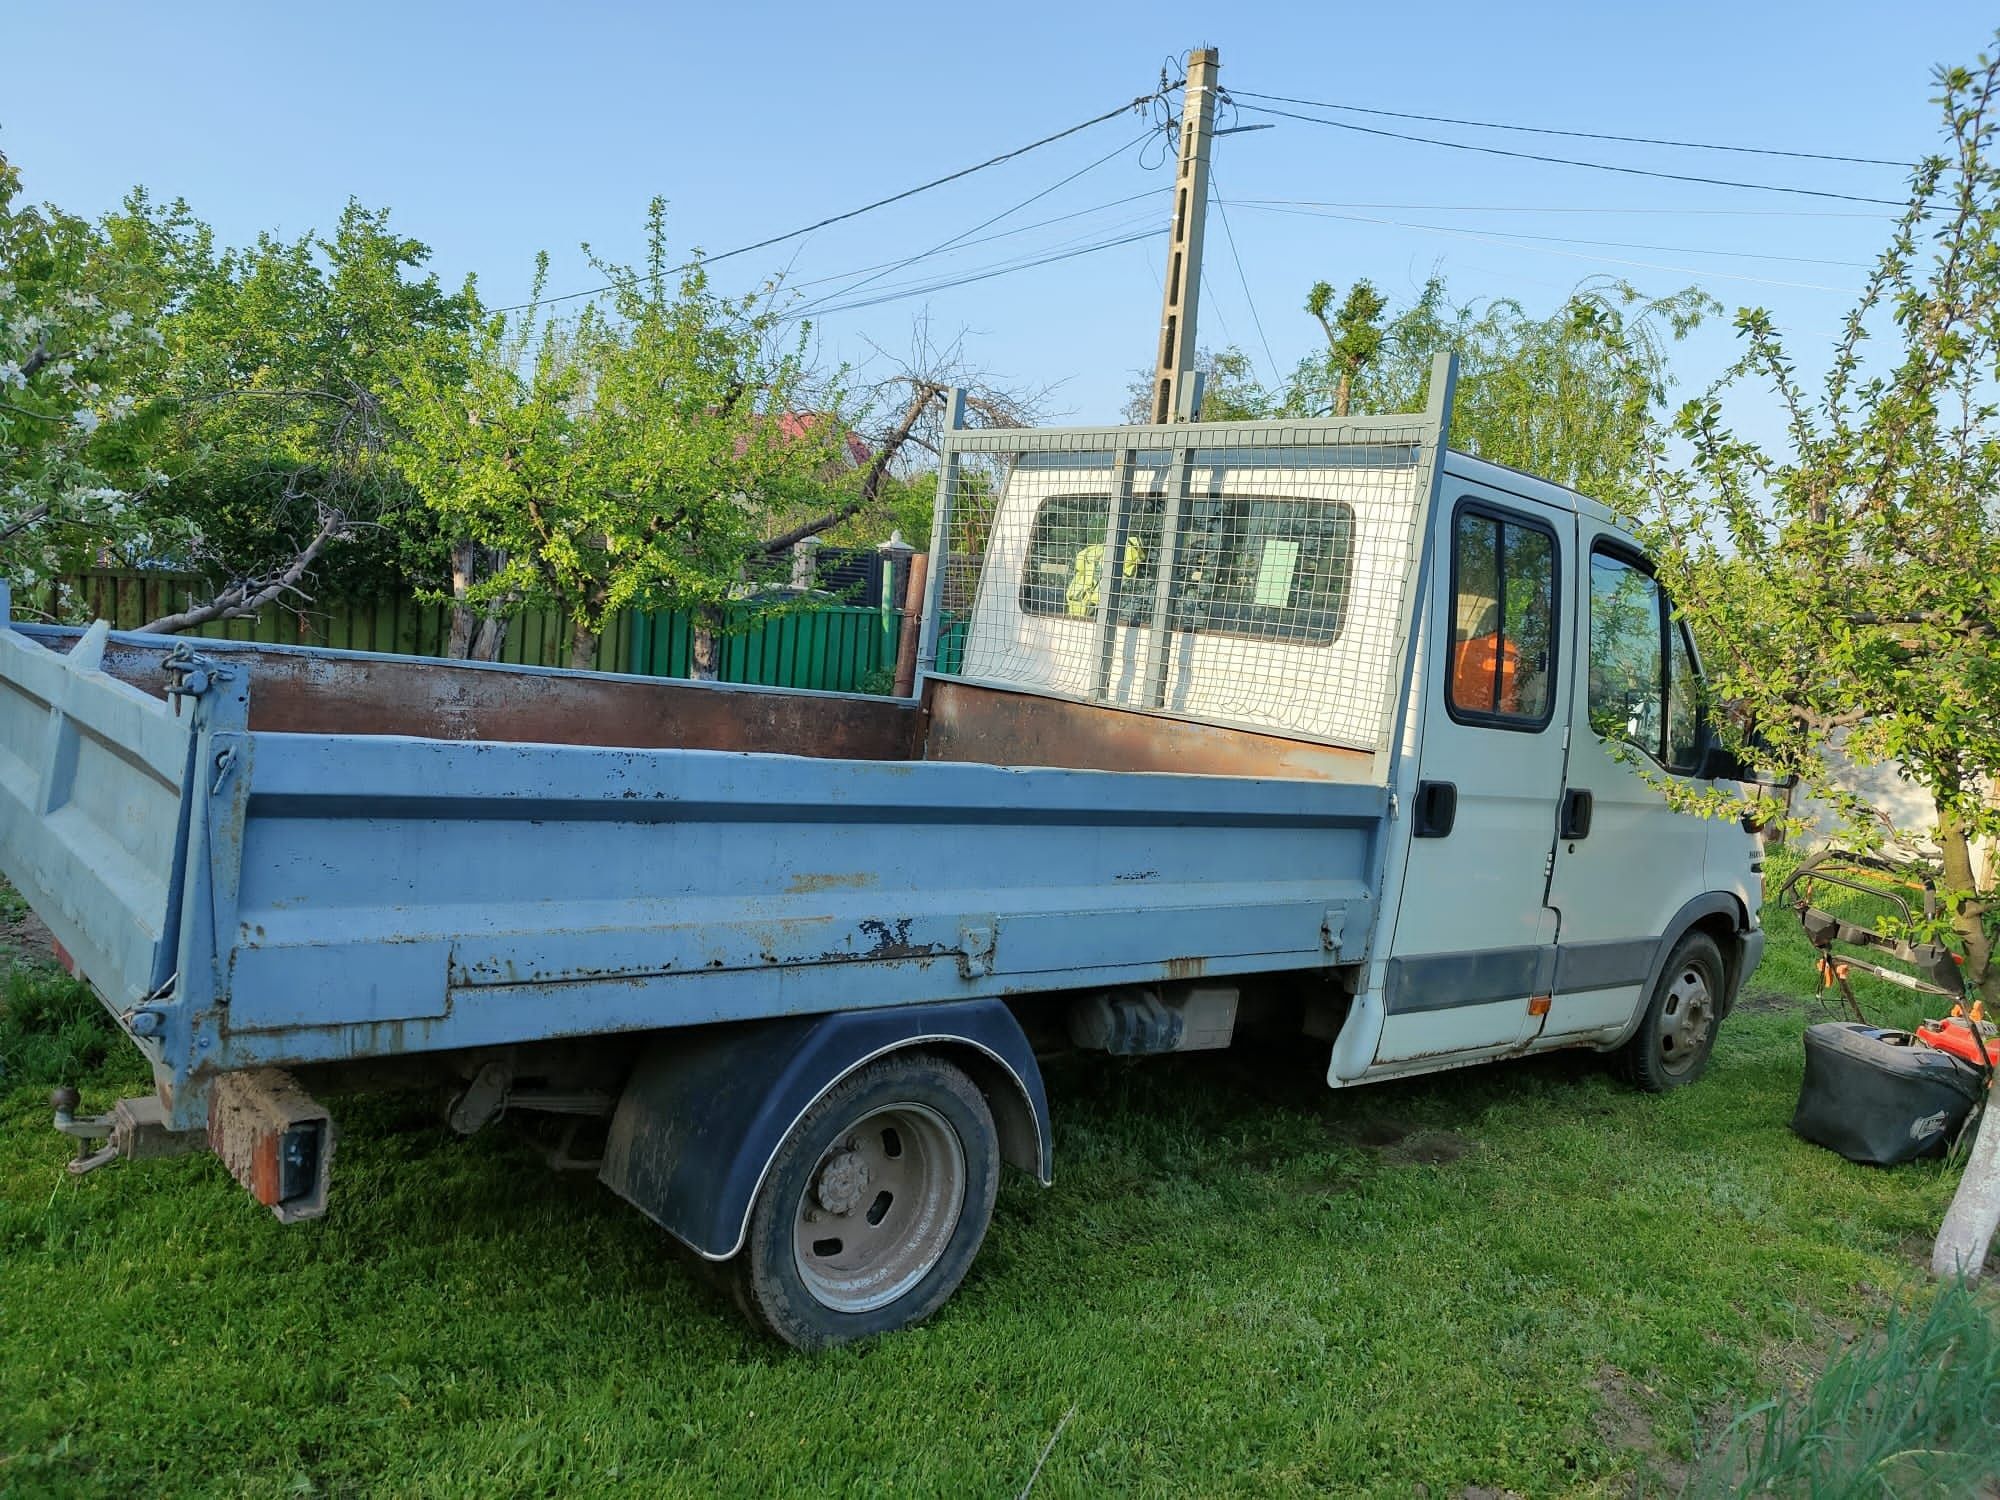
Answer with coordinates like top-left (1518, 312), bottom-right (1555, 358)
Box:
top-left (734, 1054), bottom-right (999, 1350)
top-left (1618, 930), bottom-right (1726, 1092)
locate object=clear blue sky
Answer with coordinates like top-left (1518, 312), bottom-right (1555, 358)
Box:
top-left (7, 2), bottom-right (1993, 429)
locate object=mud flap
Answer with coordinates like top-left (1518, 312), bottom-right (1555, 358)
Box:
top-left (598, 999), bottom-right (1049, 1261)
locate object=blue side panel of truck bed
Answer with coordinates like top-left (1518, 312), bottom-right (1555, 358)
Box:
top-left (0, 621), bottom-right (1387, 1126)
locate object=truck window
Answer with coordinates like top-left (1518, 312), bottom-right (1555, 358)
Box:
top-left (1588, 550), bottom-right (1668, 761)
top-left (1666, 621), bottom-right (1703, 771)
top-left (1447, 503), bottom-right (1557, 727)
top-left (1019, 492), bottom-right (1354, 643)
top-left (1020, 494), bottom-right (1163, 624)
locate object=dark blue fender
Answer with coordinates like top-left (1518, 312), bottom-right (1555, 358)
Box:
top-left (597, 999), bottom-right (1052, 1261)
top-left (1603, 892), bottom-right (1760, 1050)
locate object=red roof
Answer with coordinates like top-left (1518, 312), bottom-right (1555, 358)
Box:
top-left (755, 412), bottom-right (871, 468)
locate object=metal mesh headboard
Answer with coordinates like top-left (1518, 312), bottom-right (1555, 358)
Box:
top-left (917, 355), bottom-right (1456, 766)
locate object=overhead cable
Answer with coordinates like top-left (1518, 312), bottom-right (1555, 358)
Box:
top-left (1228, 88), bottom-right (1912, 168)
top-left (492, 87), bottom-right (1172, 313)
top-left (1228, 101), bottom-right (1911, 208)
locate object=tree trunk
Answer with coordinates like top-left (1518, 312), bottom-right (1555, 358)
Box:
top-left (447, 539), bottom-right (478, 659)
top-left (689, 607), bottom-right (720, 682)
top-left (1937, 804), bottom-right (1997, 1002)
top-left (1934, 1093), bottom-right (2000, 1281)
top-left (567, 614), bottom-right (599, 672)
top-left (469, 615), bottom-right (507, 662)
top-left (1333, 369), bottom-right (1353, 419)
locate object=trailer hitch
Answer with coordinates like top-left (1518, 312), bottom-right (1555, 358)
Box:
top-left (50, 1087), bottom-right (206, 1175)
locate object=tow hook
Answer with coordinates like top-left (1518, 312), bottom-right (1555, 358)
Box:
top-left (51, 1087), bottom-right (207, 1175)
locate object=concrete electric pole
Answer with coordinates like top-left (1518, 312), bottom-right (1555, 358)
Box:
top-left (1148, 47), bottom-right (1220, 424)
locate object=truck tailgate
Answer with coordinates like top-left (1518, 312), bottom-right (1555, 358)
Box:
top-left (0, 621), bottom-right (203, 1012)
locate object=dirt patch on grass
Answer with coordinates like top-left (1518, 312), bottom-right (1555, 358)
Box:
top-left (1352, 1114), bottom-right (1419, 1149)
top-left (1382, 1131), bottom-right (1475, 1166)
top-left (1734, 988), bottom-right (1804, 1014)
top-left (1324, 1112), bottom-right (1479, 1166)
top-left (0, 899), bottom-right (53, 968)
top-left (1589, 1365), bottom-right (1688, 1496)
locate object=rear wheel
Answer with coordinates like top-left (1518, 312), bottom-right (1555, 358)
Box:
top-left (1619, 931), bottom-right (1726, 1091)
top-left (734, 1054), bottom-right (999, 1350)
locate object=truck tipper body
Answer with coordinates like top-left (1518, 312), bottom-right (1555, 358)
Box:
top-left (1, 359), bottom-right (1764, 1345)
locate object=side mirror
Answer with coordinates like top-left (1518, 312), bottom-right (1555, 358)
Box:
top-left (1698, 730), bottom-right (1796, 788)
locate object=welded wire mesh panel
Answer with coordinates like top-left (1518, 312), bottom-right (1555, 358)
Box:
top-left (926, 414), bottom-right (1441, 754)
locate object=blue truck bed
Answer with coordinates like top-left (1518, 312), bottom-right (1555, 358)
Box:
top-left (0, 616), bottom-right (1386, 1129)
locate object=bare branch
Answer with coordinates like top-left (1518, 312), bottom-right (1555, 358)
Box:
top-left (139, 509), bottom-right (346, 634)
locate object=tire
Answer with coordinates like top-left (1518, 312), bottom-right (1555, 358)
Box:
top-left (733, 1053), bottom-right (999, 1351)
top-left (1618, 930), bottom-right (1727, 1092)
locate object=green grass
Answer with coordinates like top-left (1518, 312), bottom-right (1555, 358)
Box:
top-left (0, 867), bottom-right (1995, 1497)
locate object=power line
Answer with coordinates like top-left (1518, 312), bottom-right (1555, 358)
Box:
top-left (491, 88), bottom-right (1170, 313)
top-left (1226, 200), bottom-right (1872, 267)
top-left (772, 190), bottom-right (1167, 295)
top-left (801, 209), bottom-right (1165, 311)
top-left (1225, 201), bottom-right (1862, 294)
top-left (791, 228), bottom-right (1157, 321)
top-left (1228, 88), bottom-right (1912, 169)
top-left (1228, 101), bottom-right (1910, 208)
top-left (1227, 197), bottom-right (1897, 220)
top-left (788, 128), bottom-right (1154, 320)
top-left (1208, 172), bottom-right (1281, 387)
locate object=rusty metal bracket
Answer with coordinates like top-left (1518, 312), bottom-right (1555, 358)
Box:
top-left (208, 1069), bottom-right (335, 1222)
top-left (959, 921), bottom-right (997, 979)
top-left (162, 643), bottom-right (231, 715)
top-left (50, 1088), bottom-right (207, 1175)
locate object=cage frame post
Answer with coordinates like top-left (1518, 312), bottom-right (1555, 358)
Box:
top-left (1089, 448), bottom-right (1142, 702)
top-left (1367, 351), bottom-right (1460, 786)
top-left (914, 387), bottom-right (969, 693)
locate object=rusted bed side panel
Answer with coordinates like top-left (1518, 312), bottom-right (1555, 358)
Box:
top-left (922, 678), bottom-right (1375, 782)
top-left (57, 633), bottom-right (924, 760)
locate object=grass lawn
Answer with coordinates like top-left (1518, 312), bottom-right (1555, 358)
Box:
top-left (0, 864), bottom-right (1995, 1497)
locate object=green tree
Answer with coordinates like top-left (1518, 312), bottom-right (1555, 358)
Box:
top-left (1633, 43), bottom-right (2000, 999)
top-left (1122, 345), bottom-right (1273, 423)
top-left (392, 202), bottom-right (849, 671)
top-left (131, 198), bottom-right (477, 625)
top-left (1302, 278), bottom-right (1389, 417)
top-left (1286, 275), bottom-right (1712, 512)
top-left (0, 151), bottom-right (177, 606)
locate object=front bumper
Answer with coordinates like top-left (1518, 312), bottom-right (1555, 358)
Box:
top-left (1729, 928), bottom-right (1767, 1011)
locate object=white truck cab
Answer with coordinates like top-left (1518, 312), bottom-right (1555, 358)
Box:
top-left (945, 406), bottom-right (1765, 1095)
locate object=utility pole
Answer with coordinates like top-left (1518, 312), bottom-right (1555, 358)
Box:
top-left (1148, 47), bottom-right (1219, 424)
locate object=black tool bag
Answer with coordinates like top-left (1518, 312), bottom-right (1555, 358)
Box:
top-left (1791, 1023), bottom-right (1985, 1166)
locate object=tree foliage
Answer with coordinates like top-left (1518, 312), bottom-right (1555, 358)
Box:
top-left (1303, 278), bottom-right (1389, 417)
top-left (391, 202), bottom-right (850, 669)
top-left (1122, 345), bottom-right (1274, 423)
top-left (135, 197), bottom-right (478, 605)
top-left (0, 151), bottom-right (175, 603)
top-left (1285, 275), bottom-right (1711, 510)
top-left (1633, 42), bottom-right (2000, 995)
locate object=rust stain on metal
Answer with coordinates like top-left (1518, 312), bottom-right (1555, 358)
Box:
top-left (922, 679), bottom-right (1372, 780)
top-left (207, 1067), bottom-right (335, 1222)
top-left (786, 871), bottom-right (877, 894)
top-left (95, 641), bottom-right (924, 760)
top-left (1164, 956), bottom-right (1206, 980)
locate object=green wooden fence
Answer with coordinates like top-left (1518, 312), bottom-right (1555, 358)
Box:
top-left (26, 572), bottom-right (904, 693)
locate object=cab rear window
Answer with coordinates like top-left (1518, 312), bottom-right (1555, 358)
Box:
top-left (1019, 492), bottom-right (1355, 644)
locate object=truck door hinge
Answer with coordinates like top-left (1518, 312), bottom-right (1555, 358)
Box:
top-left (958, 922), bottom-right (997, 980)
top-left (163, 644), bottom-right (231, 714)
top-left (1321, 907), bottom-right (1347, 954)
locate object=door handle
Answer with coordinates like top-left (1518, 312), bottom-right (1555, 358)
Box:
top-left (1413, 780), bottom-right (1457, 839)
top-left (1560, 788), bottom-right (1593, 841)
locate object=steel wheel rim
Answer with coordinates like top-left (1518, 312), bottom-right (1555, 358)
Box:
top-left (1657, 963), bottom-right (1715, 1075)
top-left (792, 1101), bottom-right (966, 1314)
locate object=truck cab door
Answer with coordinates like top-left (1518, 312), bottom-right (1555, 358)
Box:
top-left (1373, 488), bottom-right (1569, 1066)
top-left (1540, 530), bottom-right (1712, 1041)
